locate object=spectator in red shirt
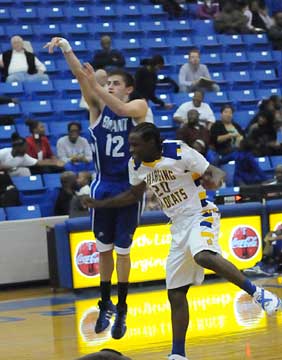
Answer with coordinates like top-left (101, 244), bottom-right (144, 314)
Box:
top-left (25, 119), bottom-right (63, 173)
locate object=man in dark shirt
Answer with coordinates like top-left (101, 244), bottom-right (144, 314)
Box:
top-left (54, 171), bottom-right (76, 216)
top-left (91, 35), bottom-right (125, 70)
top-left (268, 11), bottom-right (282, 50)
top-left (134, 55), bottom-right (173, 109)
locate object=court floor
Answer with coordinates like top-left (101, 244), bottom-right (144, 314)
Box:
top-left (0, 277), bottom-right (282, 360)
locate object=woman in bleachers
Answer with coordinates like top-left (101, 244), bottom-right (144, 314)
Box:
top-left (0, 133), bottom-right (64, 177)
top-left (210, 104), bottom-right (244, 156)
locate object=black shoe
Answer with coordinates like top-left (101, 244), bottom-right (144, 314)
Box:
top-left (111, 304), bottom-right (127, 339)
top-left (95, 300), bottom-right (115, 334)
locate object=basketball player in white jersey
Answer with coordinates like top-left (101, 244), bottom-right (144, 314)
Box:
top-left (82, 122), bottom-right (281, 360)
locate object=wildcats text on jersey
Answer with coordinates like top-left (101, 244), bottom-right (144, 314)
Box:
top-left (102, 116), bottom-right (128, 132)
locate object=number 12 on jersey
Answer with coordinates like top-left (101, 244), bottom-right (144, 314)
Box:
top-left (106, 134), bottom-right (125, 158)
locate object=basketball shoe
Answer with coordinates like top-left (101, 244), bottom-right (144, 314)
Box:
top-left (253, 287), bottom-right (281, 315)
top-left (95, 300), bottom-right (116, 333)
top-left (111, 304), bottom-right (127, 339)
top-left (168, 355), bottom-right (189, 360)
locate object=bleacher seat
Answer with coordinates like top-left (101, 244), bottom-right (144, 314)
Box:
top-left (53, 78), bottom-right (81, 97)
top-left (210, 72), bottom-right (227, 90)
top-left (0, 208), bottom-right (6, 221)
top-left (222, 52), bottom-right (250, 70)
top-left (256, 88), bottom-right (281, 99)
top-left (61, 23), bottom-right (89, 38)
top-left (11, 175), bottom-right (47, 205)
top-left (140, 20), bottom-right (166, 35)
top-left (5, 205), bottom-right (42, 220)
top-left (0, 124), bottom-right (15, 143)
top-left (252, 69), bottom-right (280, 88)
top-left (200, 53), bottom-right (224, 71)
top-left (49, 121), bottom-right (68, 137)
top-left (226, 70), bottom-right (254, 90)
top-left (65, 5), bottom-right (92, 20)
top-left (38, 6), bottom-right (66, 21)
top-left (215, 187), bottom-right (239, 197)
top-left (52, 98), bottom-right (87, 118)
top-left (218, 34), bottom-right (245, 51)
top-left (0, 8), bottom-right (10, 22)
top-left (5, 24), bottom-right (33, 38)
top-left (0, 103), bottom-right (21, 117)
top-left (165, 19), bottom-right (191, 35)
top-left (116, 20), bottom-right (142, 37)
top-left (12, 8), bottom-right (38, 22)
top-left (142, 4), bottom-right (167, 19)
top-left (42, 173), bottom-right (62, 189)
top-left (114, 38), bottom-right (141, 54)
top-left (250, 51), bottom-right (275, 69)
top-left (33, 24), bottom-right (62, 39)
top-left (21, 100), bottom-right (53, 117)
top-left (154, 114), bottom-right (175, 128)
top-left (190, 20), bottom-right (214, 35)
top-left (93, 5), bottom-right (117, 19)
top-left (1, 82), bottom-right (24, 97)
top-left (44, 59), bottom-right (59, 75)
top-left (233, 110), bottom-right (256, 129)
top-left (256, 156), bottom-right (273, 172)
top-left (193, 35), bottom-right (221, 53)
top-left (142, 37), bottom-right (169, 53)
top-left (243, 34), bottom-right (270, 50)
top-left (220, 161), bottom-right (235, 187)
top-left (88, 22), bottom-right (115, 37)
top-left (171, 92), bottom-right (191, 106)
top-left (204, 91), bottom-right (230, 111)
top-left (23, 80), bottom-right (56, 99)
top-left (229, 89), bottom-right (258, 110)
top-left (117, 4), bottom-right (142, 18)
top-left (125, 56), bottom-right (140, 71)
top-left (270, 156), bottom-right (282, 168)
top-left (167, 36), bottom-right (194, 54)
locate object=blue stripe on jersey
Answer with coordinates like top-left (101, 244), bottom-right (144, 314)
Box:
top-left (88, 106), bottom-right (135, 182)
top-left (200, 221), bottom-right (212, 228)
top-left (162, 141), bottom-right (182, 160)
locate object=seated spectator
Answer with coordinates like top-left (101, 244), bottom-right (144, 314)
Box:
top-left (0, 36), bottom-right (49, 83)
top-left (248, 0), bottom-right (274, 31)
top-left (214, 1), bottom-right (250, 34)
top-left (151, 0), bottom-right (183, 18)
top-left (178, 49), bottom-right (220, 93)
top-left (176, 109), bottom-right (210, 150)
top-left (219, 138), bottom-right (268, 185)
top-left (0, 133), bottom-right (63, 176)
top-left (0, 172), bottom-right (21, 207)
top-left (268, 11), bottom-right (282, 50)
top-left (25, 119), bottom-right (62, 174)
top-left (135, 55), bottom-right (173, 110)
top-left (54, 171), bottom-right (77, 216)
top-left (91, 35), bottom-right (125, 71)
top-left (247, 111), bottom-right (278, 155)
top-left (69, 171), bottom-right (92, 217)
top-left (197, 0), bottom-right (220, 20)
top-left (173, 90), bottom-right (216, 128)
top-left (56, 122), bottom-right (92, 172)
top-left (77, 348), bottom-right (132, 360)
top-left (210, 105), bottom-right (244, 156)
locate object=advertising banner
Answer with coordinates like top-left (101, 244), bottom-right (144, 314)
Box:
top-left (269, 213), bottom-right (282, 231)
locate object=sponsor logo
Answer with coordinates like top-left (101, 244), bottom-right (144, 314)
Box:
top-left (230, 226), bottom-right (260, 260)
top-left (75, 241), bottom-right (100, 277)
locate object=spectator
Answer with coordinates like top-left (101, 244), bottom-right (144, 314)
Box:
top-left (0, 133), bottom-right (63, 176)
top-left (247, 111), bottom-right (278, 155)
top-left (173, 90), bottom-right (216, 128)
top-left (91, 35), bottom-right (125, 71)
top-left (248, 0), bottom-right (274, 31)
top-left (69, 171), bottom-right (92, 218)
top-left (135, 55), bottom-right (173, 109)
top-left (77, 349), bottom-right (132, 360)
top-left (219, 138), bottom-right (268, 185)
top-left (151, 0), bottom-right (183, 18)
top-left (197, 0), bottom-right (220, 20)
top-left (0, 172), bottom-right (20, 207)
top-left (0, 35), bottom-right (49, 83)
top-left (176, 109), bottom-right (210, 150)
top-left (178, 49), bottom-right (220, 93)
top-left (54, 171), bottom-right (77, 216)
top-left (25, 119), bottom-right (63, 174)
top-left (214, 1), bottom-right (250, 34)
top-left (56, 122), bottom-right (92, 171)
top-left (210, 105), bottom-right (244, 156)
top-left (268, 11), bottom-right (282, 50)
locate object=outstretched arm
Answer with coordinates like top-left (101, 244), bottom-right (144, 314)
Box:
top-left (44, 37), bottom-right (102, 124)
top-left (81, 181), bottom-right (146, 209)
top-left (81, 63), bottom-right (148, 123)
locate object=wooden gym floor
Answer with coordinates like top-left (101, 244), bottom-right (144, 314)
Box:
top-left (0, 277), bottom-right (282, 360)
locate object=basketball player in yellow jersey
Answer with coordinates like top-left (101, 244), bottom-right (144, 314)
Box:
top-left (82, 122), bottom-right (282, 360)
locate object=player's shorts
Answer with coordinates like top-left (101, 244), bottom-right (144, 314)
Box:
top-left (166, 209), bottom-right (222, 290)
top-left (90, 178), bottom-right (141, 255)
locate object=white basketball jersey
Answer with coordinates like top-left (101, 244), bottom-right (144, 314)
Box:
top-left (129, 140), bottom-right (217, 219)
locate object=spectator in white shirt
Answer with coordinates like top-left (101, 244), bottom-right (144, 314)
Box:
top-left (178, 49), bottom-right (220, 93)
top-left (0, 133), bottom-right (63, 176)
top-left (173, 90), bottom-right (216, 128)
top-left (0, 35), bottom-right (49, 83)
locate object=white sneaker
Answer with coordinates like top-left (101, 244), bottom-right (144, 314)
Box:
top-left (168, 355), bottom-right (189, 360)
top-left (253, 286), bottom-right (281, 315)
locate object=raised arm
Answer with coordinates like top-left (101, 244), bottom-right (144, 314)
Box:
top-left (44, 37), bottom-right (102, 124)
top-left (81, 181), bottom-right (146, 209)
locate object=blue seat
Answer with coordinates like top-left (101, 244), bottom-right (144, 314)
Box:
top-left (243, 34), bottom-right (270, 50)
top-left (85, 39), bottom-right (101, 50)
top-left (142, 37), bottom-right (169, 53)
top-left (23, 80), bottom-right (56, 99)
top-left (0, 208), bottom-right (6, 221)
top-left (204, 91), bottom-right (230, 111)
top-left (117, 4), bottom-right (142, 18)
top-left (190, 20), bottom-right (215, 35)
top-left (140, 20), bottom-right (167, 35)
top-left (220, 161), bottom-right (235, 187)
top-left (5, 24), bottom-right (33, 38)
top-left (165, 19), bottom-right (191, 35)
top-left (200, 53), bottom-right (224, 71)
top-left (33, 24), bottom-right (62, 39)
top-left (250, 51), bottom-right (275, 69)
top-left (154, 114), bottom-right (175, 128)
top-left (70, 40), bottom-right (88, 56)
top-left (12, 8), bottom-right (38, 22)
top-left (226, 70), bottom-right (254, 90)
top-left (270, 156), bottom-right (282, 168)
top-left (43, 59), bottom-right (59, 75)
top-left (116, 20), bottom-right (143, 37)
top-left (172, 92), bottom-right (192, 106)
top-left (256, 88), bottom-right (281, 100)
top-left (233, 110), bottom-right (256, 129)
top-left (61, 23), bottom-right (90, 38)
top-left (1, 82), bottom-right (24, 97)
top-left (113, 38), bottom-right (141, 54)
top-left (12, 175), bottom-right (47, 206)
top-left (0, 124), bottom-right (15, 141)
top-left (5, 205), bottom-right (42, 220)
top-left (210, 71), bottom-right (227, 90)
top-left (42, 173), bottom-right (62, 189)
top-left (88, 22), bottom-right (115, 37)
top-left (168, 54), bottom-right (189, 68)
top-left (215, 186), bottom-right (239, 197)
top-left (53, 78), bottom-right (81, 97)
top-left (252, 69), bottom-right (280, 88)
top-left (217, 34), bottom-right (244, 51)
top-left (167, 36), bottom-right (194, 54)
top-left (142, 4), bottom-right (167, 19)
top-left (0, 8), bottom-right (10, 23)
top-left (0, 103), bottom-right (21, 117)
top-left (65, 5), bottom-right (92, 20)
top-left (222, 52), bottom-right (250, 70)
top-left (21, 100), bottom-right (53, 117)
top-left (193, 35), bottom-right (221, 53)
top-left (52, 99), bottom-right (87, 118)
top-left (92, 5), bottom-right (117, 18)
top-left (32, 41), bottom-right (53, 59)
top-left (125, 56), bottom-right (140, 70)
top-left (37, 6), bottom-right (66, 21)
top-left (229, 89), bottom-right (258, 110)
top-left (256, 156), bottom-right (273, 172)
top-left (49, 121), bottom-right (69, 137)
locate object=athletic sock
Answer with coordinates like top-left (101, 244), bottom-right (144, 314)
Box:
top-left (100, 281), bottom-right (111, 303)
top-left (117, 282), bottom-right (129, 311)
top-left (242, 279), bottom-right (257, 296)
top-left (172, 340), bottom-right (185, 357)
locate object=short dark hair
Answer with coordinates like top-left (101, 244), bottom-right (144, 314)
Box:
top-left (151, 54), bottom-right (164, 66)
top-left (11, 132), bottom-right (26, 147)
top-left (131, 123), bottom-right (162, 152)
top-left (189, 48), bottom-right (200, 56)
top-left (68, 122), bottom-right (81, 132)
top-left (220, 104), bottom-right (234, 113)
top-left (108, 69), bottom-right (135, 88)
top-left (25, 119), bottom-right (39, 133)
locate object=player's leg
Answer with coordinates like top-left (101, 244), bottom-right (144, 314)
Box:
top-left (192, 211), bottom-right (281, 315)
top-left (111, 202), bottom-right (140, 339)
